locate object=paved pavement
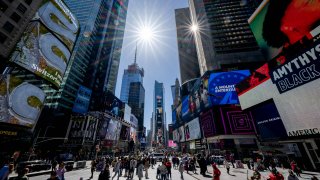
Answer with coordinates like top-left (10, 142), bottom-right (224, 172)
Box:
top-left (28, 162), bottom-right (320, 180)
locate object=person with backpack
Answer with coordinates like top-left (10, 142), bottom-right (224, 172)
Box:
top-left (165, 160), bottom-right (172, 179)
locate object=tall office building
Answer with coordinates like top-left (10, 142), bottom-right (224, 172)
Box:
top-left (0, 0), bottom-right (42, 60)
top-left (128, 82), bottom-right (145, 139)
top-left (189, 0), bottom-right (264, 74)
top-left (120, 48), bottom-right (144, 103)
top-left (175, 8), bottom-right (200, 84)
top-left (152, 81), bottom-right (166, 147)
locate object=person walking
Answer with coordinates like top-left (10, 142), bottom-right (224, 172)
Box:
top-left (15, 168), bottom-right (29, 180)
top-left (56, 162), bottom-right (66, 180)
top-left (99, 164), bottom-right (111, 180)
top-left (51, 159), bottom-right (58, 172)
top-left (212, 163), bottom-right (221, 180)
top-left (128, 158), bottom-right (136, 180)
top-left (165, 160), bottom-right (172, 179)
top-left (179, 161), bottom-right (184, 180)
top-left (287, 170), bottom-right (298, 180)
top-left (224, 159), bottom-right (230, 174)
top-left (112, 159), bottom-right (121, 180)
top-left (144, 158), bottom-right (150, 179)
top-left (90, 159), bottom-right (96, 179)
top-left (267, 168), bottom-right (284, 180)
top-left (47, 171), bottom-right (60, 180)
top-left (136, 161), bottom-right (144, 180)
top-left (159, 162), bottom-right (168, 180)
top-left (248, 169), bottom-right (261, 180)
top-left (290, 160), bottom-right (301, 177)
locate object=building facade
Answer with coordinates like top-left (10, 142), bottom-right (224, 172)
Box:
top-left (189, 0), bottom-right (264, 74)
top-left (175, 8), bottom-right (200, 84)
top-left (152, 81), bottom-right (166, 147)
top-left (128, 82), bottom-right (145, 139)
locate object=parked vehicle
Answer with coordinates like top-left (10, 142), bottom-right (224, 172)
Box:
top-left (150, 153), bottom-right (165, 162)
top-left (16, 160), bottom-right (51, 173)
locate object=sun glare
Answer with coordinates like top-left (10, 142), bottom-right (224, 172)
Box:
top-left (139, 26), bottom-right (154, 41)
top-left (190, 24), bottom-right (198, 32)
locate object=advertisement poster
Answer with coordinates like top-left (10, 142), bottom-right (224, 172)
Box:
top-left (168, 140), bottom-right (177, 148)
top-left (208, 70), bottom-right (250, 105)
top-left (123, 104), bottom-right (131, 123)
top-left (72, 86), bottom-right (92, 114)
top-left (9, 0), bottom-right (79, 87)
top-left (120, 125), bottom-right (130, 140)
top-left (102, 91), bottom-right (124, 118)
top-left (0, 75), bottom-right (45, 129)
top-left (185, 117), bottom-right (201, 141)
top-left (200, 109), bottom-right (216, 138)
top-left (181, 96), bottom-right (189, 118)
top-left (173, 129), bottom-right (179, 142)
top-left (219, 106), bottom-right (256, 135)
top-left (237, 30), bottom-right (320, 137)
top-left (178, 126), bottom-right (185, 142)
top-left (130, 114), bottom-right (138, 129)
top-left (248, 0), bottom-right (320, 60)
top-left (250, 99), bottom-right (287, 141)
top-left (99, 117), bottom-right (111, 139)
top-left (105, 118), bottom-right (122, 140)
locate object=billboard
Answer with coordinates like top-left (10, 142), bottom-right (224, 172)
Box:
top-left (99, 116), bottom-right (111, 139)
top-left (0, 75), bottom-right (45, 129)
top-left (130, 114), bottom-right (138, 129)
top-left (218, 106), bottom-right (256, 135)
top-left (168, 140), bottom-right (177, 148)
top-left (120, 125), bottom-right (130, 141)
top-left (72, 86), bottom-right (92, 114)
top-left (102, 91), bottom-right (124, 118)
top-left (123, 104), bottom-right (131, 123)
top-left (208, 70), bottom-right (250, 105)
top-left (9, 0), bottom-right (79, 88)
top-left (178, 126), bottom-right (185, 142)
top-left (237, 30), bottom-right (320, 138)
top-left (250, 99), bottom-right (287, 141)
top-left (248, 0), bottom-right (320, 60)
top-left (104, 118), bottom-right (122, 141)
top-left (200, 109), bottom-right (216, 138)
top-left (185, 117), bottom-right (201, 141)
top-left (173, 129), bottom-right (179, 142)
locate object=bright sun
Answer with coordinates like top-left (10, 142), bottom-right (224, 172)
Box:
top-left (139, 26), bottom-right (154, 41)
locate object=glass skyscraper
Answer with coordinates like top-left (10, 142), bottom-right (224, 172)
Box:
top-left (152, 80), bottom-right (166, 147)
top-left (120, 54), bottom-right (144, 103)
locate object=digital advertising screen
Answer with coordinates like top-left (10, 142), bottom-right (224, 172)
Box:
top-left (181, 95), bottom-right (189, 119)
top-left (120, 125), bottom-right (130, 141)
top-left (237, 29), bottom-right (320, 138)
top-left (9, 0), bottom-right (79, 88)
top-left (168, 140), bottom-right (177, 148)
top-left (208, 70), bottom-right (250, 105)
top-left (0, 75), bottom-right (45, 129)
top-left (178, 126), bottom-right (185, 142)
top-left (130, 114), bottom-right (138, 129)
top-left (173, 129), bottom-right (179, 142)
top-left (248, 0), bottom-right (320, 60)
top-left (218, 106), bottom-right (256, 135)
top-left (72, 86), bottom-right (92, 114)
top-left (249, 99), bottom-right (287, 141)
top-left (99, 117), bottom-right (111, 139)
top-left (104, 118), bottom-right (122, 141)
top-left (123, 104), bottom-right (131, 123)
top-left (200, 109), bottom-right (216, 138)
top-left (102, 91), bottom-right (124, 118)
top-left (184, 117), bottom-right (201, 141)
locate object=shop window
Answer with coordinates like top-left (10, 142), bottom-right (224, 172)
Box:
top-left (3, 22), bottom-right (14, 33)
top-left (10, 12), bottom-right (21, 23)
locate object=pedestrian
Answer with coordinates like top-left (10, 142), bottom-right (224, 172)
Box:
top-left (248, 169), bottom-right (261, 180)
top-left (47, 171), bottom-right (60, 180)
top-left (144, 158), bottom-right (150, 179)
top-left (198, 155), bottom-right (207, 176)
top-left (99, 164), bottom-right (111, 180)
top-left (165, 160), bottom-right (172, 179)
top-left (90, 159), bottom-right (96, 179)
top-left (56, 162), bottom-right (66, 180)
top-left (212, 163), bottom-right (221, 180)
top-left (151, 157), bottom-right (155, 169)
top-left (290, 160), bottom-right (301, 177)
top-left (112, 158), bottom-right (121, 180)
top-left (159, 162), bottom-right (168, 180)
top-left (128, 158), bottom-right (136, 180)
top-left (224, 159), bottom-right (230, 174)
top-left (0, 157), bottom-right (12, 180)
top-left (184, 159), bottom-right (189, 174)
top-left (15, 168), bottom-right (29, 180)
top-left (136, 161), bottom-right (144, 180)
top-left (287, 170), bottom-right (298, 180)
top-left (51, 159), bottom-right (58, 172)
top-left (156, 164), bottom-right (161, 179)
top-left (179, 161), bottom-right (184, 180)
top-left (267, 168), bottom-right (284, 180)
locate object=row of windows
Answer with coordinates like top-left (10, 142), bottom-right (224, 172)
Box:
top-left (1, 1), bottom-right (26, 13)
top-left (208, 9), bottom-right (252, 19)
top-left (213, 34), bottom-right (255, 42)
top-left (211, 22), bottom-right (249, 29)
top-left (209, 17), bottom-right (248, 26)
top-left (214, 39), bottom-right (257, 47)
top-left (208, 14), bottom-right (249, 22)
top-left (211, 26), bottom-right (251, 34)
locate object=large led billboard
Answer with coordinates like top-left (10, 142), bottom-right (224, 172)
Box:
top-left (248, 0), bottom-right (320, 60)
top-left (173, 129), bottom-right (179, 142)
top-left (200, 109), bottom-right (216, 138)
top-left (178, 126), bottom-right (185, 142)
top-left (72, 86), bottom-right (92, 114)
top-left (104, 118), bottom-right (122, 141)
top-left (185, 117), bottom-right (201, 141)
top-left (237, 30), bottom-right (320, 138)
top-left (208, 70), bottom-right (250, 105)
top-left (102, 91), bottom-right (124, 118)
top-left (0, 75), bottom-right (45, 129)
top-left (9, 0), bottom-right (79, 87)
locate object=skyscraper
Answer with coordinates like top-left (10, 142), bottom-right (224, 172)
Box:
top-left (152, 81), bottom-right (166, 147)
top-left (175, 7), bottom-right (200, 84)
top-left (128, 82), bottom-right (145, 139)
top-left (120, 47), bottom-right (144, 103)
top-left (189, 0), bottom-right (264, 74)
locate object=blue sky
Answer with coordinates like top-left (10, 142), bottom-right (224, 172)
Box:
top-left (115, 0), bottom-right (189, 131)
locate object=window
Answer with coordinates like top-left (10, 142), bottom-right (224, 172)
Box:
top-left (0, 31), bottom-right (7, 43)
top-left (24, 0), bottom-right (32, 5)
top-left (10, 12), bottom-right (21, 23)
top-left (3, 22), bottom-right (14, 33)
top-left (17, 3), bottom-right (27, 14)
top-left (0, 0), bottom-right (8, 12)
